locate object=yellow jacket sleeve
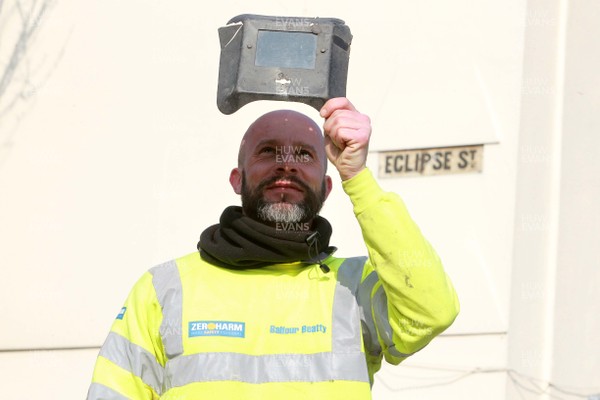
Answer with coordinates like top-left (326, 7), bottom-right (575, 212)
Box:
top-left (342, 168), bottom-right (460, 368)
top-left (87, 272), bottom-right (165, 400)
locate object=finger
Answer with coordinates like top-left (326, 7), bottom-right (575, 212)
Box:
top-left (323, 109), bottom-right (366, 140)
top-left (323, 111), bottom-right (368, 135)
top-left (324, 136), bottom-right (340, 163)
top-left (320, 97), bottom-right (357, 118)
top-left (325, 127), bottom-right (362, 154)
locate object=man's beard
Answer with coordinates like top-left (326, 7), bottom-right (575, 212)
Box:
top-left (241, 174), bottom-right (326, 224)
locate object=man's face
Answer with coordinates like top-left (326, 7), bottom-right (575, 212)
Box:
top-left (240, 171), bottom-right (327, 224)
top-left (230, 110), bottom-right (333, 225)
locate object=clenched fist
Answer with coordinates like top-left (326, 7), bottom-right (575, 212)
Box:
top-left (320, 98), bottom-right (371, 181)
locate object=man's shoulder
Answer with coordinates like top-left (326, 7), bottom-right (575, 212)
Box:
top-left (145, 251), bottom-right (372, 279)
top-left (147, 251), bottom-right (202, 275)
top-left (330, 255), bottom-right (371, 283)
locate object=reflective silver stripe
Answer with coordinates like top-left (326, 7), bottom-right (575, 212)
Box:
top-left (333, 256), bottom-right (367, 353)
top-left (98, 332), bottom-right (163, 395)
top-left (151, 259), bottom-right (183, 359)
top-left (165, 352), bottom-right (369, 387)
top-left (357, 270), bottom-right (382, 355)
top-left (372, 285), bottom-right (413, 358)
top-left (86, 382), bottom-right (129, 400)
top-left (330, 257), bottom-right (369, 382)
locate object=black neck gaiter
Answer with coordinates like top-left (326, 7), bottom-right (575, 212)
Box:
top-left (198, 206), bottom-right (333, 269)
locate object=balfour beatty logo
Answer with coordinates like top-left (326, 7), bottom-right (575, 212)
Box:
top-left (188, 321), bottom-right (245, 338)
top-left (270, 324), bottom-right (327, 334)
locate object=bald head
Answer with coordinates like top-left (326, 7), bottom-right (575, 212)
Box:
top-left (229, 109), bottom-right (333, 223)
top-left (237, 110), bottom-right (326, 170)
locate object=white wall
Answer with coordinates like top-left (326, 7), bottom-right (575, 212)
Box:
top-left (507, 0), bottom-right (600, 398)
top-left (551, 0), bottom-right (600, 395)
top-left (1, 0), bottom-right (597, 399)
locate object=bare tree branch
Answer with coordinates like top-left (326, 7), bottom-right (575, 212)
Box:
top-left (0, 0), bottom-right (63, 169)
top-left (0, 1), bottom-right (47, 93)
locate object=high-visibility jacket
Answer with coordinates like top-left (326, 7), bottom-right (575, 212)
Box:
top-left (87, 168), bottom-right (459, 400)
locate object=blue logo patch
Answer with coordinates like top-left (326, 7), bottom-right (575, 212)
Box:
top-left (188, 321), bottom-right (245, 338)
top-left (116, 307), bottom-right (127, 320)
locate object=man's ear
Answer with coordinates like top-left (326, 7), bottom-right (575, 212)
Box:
top-left (229, 168), bottom-right (242, 195)
top-left (323, 175), bottom-right (333, 201)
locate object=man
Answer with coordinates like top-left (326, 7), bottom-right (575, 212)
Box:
top-left (87, 98), bottom-right (459, 399)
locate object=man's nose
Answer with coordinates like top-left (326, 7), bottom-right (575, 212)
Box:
top-left (275, 160), bottom-right (298, 174)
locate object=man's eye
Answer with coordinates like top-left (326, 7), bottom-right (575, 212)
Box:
top-left (259, 147), bottom-right (275, 154)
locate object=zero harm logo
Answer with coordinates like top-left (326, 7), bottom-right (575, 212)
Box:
top-left (188, 321), bottom-right (245, 338)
